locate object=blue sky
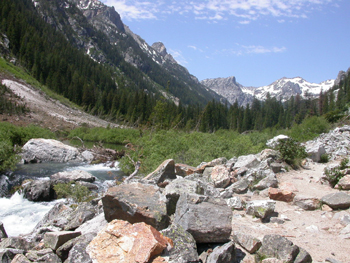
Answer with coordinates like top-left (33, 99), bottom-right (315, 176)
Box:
top-left (101, 0), bottom-right (350, 87)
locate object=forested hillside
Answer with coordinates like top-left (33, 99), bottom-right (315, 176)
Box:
top-left (0, 0), bottom-right (349, 133)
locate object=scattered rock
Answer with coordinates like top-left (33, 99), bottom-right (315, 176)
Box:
top-left (226, 196), bottom-right (245, 210)
top-left (206, 241), bottom-right (236, 263)
top-left (336, 174), bottom-right (350, 190)
top-left (144, 159), bottom-right (176, 184)
top-left (233, 154), bottom-right (260, 169)
top-left (246, 200), bottom-right (276, 219)
top-left (321, 192), bottom-right (350, 210)
top-left (234, 231), bottom-right (262, 253)
top-left (160, 224), bottom-right (198, 263)
top-left (257, 234), bottom-right (300, 263)
top-left (11, 254), bottom-right (31, 263)
top-left (293, 195), bottom-right (321, 210)
top-left (25, 248), bottom-right (61, 263)
top-left (211, 165), bottom-right (231, 188)
top-left (175, 163), bottom-right (196, 177)
top-left (304, 141), bottom-right (326, 162)
top-left (268, 187), bottom-right (295, 203)
top-left (0, 248), bottom-right (24, 263)
top-left (44, 231), bottom-right (81, 250)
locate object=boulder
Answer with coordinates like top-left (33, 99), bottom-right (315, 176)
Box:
top-left (50, 170), bottom-right (96, 184)
top-left (0, 248), bottom-right (24, 263)
top-left (336, 174), bottom-right (350, 190)
top-left (304, 141), bottom-right (326, 162)
top-left (160, 224), bottom-right (198, 263)
top-left (25, 248), bottom-right (61, 263)
top-left (102, 182), bottom-right (169, 230)
top-left (21, 138), bottom-right (93, 163)
top-left (233, 154), bottom-right (260, 169)
top-left (75, 213), bottom-right (108, 235)
top-left (173, 194), bottom-right (232, 243)
top-left (34, 203), bottom-right (73, 231)
top-left (0, 221), bottom-right (8, 239)
top-left (227, 179), bottom-right (249, 194)
top-left (63, 233), bottom-right (95, 263)
top-left (321, 192), bottom-right (350, 210)
top-left (64, 202), bottom-right (97, 231)
top-left (44, 231), bottom-right (81, 250)
top-left (234, 231), bottom-right (262, 254)
top-left (253, 173), bottom-right (278, 190)
top-left (270, 162), bottom-right (284, 173)
top-left (266, 135), bottom-right (289, 148)
top-left (226, 196), bottom-right (245, 210)
top-left (206, 241), bottom-right (236, 263)
top-left (175, 163), bottom-right (196, 177)
top-left (246, 200), bottom-right (276, 219)
top-left (195, 157), bottom-right (227, 173)
top-left (144, 159), bottom-right (176, 184)
top-left (23, 179), bottom-right (55, 202)
top-left (293, 195), bottom-right (321, 211)
top-left (163, 177), bottom-right (204, 215)
top-left (294, 247), bottom-right (312, 263)
top-left (211, 165), bottom-right (231, 188)
top-left (257, 235), bottom-right (300, 263)
top-left (0, 236), bottom-right (36, 251)
top-left (56, 233), bottom-right (95, 262)
top-left (11, 254), bottom-right (31, 263)
top-left (87, 220), bottom-right (173, 263)
top-left (268, 187), bottom-right (295, 203)
top-left (0, 175), bottom-right (11, 198)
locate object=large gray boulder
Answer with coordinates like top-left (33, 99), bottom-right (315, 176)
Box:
top-left (0, 175), bottom-right (11, 198)
top-left (321, 192), bottom-right (350, 210)
top-left (207, 241), bottom-right (236, 263)
top-left (21, 138), bottom-right (94, 163)
top-left (266, 135), bottom-right (289, 148)
top-left (257, 235), bottom-right (300, 263)
top-left (64, 202), bottom-right (97, 231)
top-left (0, 248), bottom-right (24, 263)
top-left (23, 179), bottom-right (55, 202)
top-left (25, 248), bottom-right (61, 263)
top-left (173, 194), bottom-right (232, 243)
top-left (161, 224), bottom-right (198, 263)
top-left (102, 182), bottom-right (169, 230)
top-left (163, 177), bottom-right (205, 215)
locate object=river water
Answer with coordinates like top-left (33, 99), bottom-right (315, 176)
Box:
top-left (0, 162), bottom-right (125, 237)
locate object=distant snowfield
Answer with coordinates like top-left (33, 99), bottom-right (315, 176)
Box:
top-left (252, 77), bottom-right (335, 101)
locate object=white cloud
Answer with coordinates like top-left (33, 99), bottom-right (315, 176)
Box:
top-left (220, 44), bottom-right (287, 56)
top-left (168, 49), bottom-right (188, 65)
top-left (102, 0), bottom-right (338, 22)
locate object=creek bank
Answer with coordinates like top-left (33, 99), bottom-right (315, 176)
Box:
top-left (2, 127), bottom-right (350, 262)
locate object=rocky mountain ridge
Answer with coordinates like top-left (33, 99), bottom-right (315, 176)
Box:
top-left (30, 0), bottom-right (222, 105)
top-left (201, 76), bottom-right (337, 106)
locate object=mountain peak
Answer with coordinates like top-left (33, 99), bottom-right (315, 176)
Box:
top-left (151, 42), bottom-right (167, 57)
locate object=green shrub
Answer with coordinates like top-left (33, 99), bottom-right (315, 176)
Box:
top-left (319, 154), bottom-right (330, 163)
top-left (324, 167), bottom-right (345, 187)
top-left (0, 140), bottom-right (21, 173)
top-left (276, 138), bottom-right (308, 168)
top-left (340, 157), bottom-right (349, 170)
top-left (53, 182), bottom-right (96, 203)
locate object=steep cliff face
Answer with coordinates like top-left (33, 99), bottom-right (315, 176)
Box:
top-left (201, 76), bottom-right (254, 106)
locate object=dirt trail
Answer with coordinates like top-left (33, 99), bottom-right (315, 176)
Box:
top-left (233, 161), bottom-right (350, 263)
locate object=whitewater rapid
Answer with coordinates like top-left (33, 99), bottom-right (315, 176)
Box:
top-left (0, 192), bottom-right (61, 237)
top-left (0, 162), bottom-right (124, 237)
